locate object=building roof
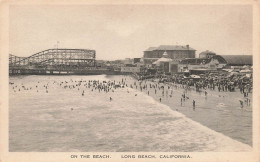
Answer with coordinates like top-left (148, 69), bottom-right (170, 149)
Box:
top-left (143, 58), bottom-right (160, 60)
top-left (199, 50), bottom-right (216, 55)
top-left (162, 51), bottom-right (169, 57)
top-left (152, 51), bottom-right (173, 65)
top-left (153, 57), bottom-right (173, 65)
top-left (155, 45), bottom-right (196, 51)
top-left (219, 55), bottom-right (252, 65)
top-left (144, 47), bottom-right (157, 51)
top-left (144, 45), bottom-right (196, 51)
top-left (179, 58), bottom-right (211, 64)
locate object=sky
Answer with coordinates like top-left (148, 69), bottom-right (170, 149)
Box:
top-left (9, 5), bottom-right (252, 60)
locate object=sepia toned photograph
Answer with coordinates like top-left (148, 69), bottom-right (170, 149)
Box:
top-left (1, 1), bottom-right (260, 162)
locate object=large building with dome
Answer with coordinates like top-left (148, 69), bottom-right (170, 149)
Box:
top-left (143, 45), bottom-right (196, 65)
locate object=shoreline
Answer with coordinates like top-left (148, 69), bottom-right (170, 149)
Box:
top-left (115, 75), bottom-right (252, 146)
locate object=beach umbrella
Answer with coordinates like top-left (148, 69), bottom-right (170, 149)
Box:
top-left (240, 69), bottom-right (251, 73)
top-left (190, 75), bottom-right (200, 79)
top-left (230, 72), bottom-right (239, 75)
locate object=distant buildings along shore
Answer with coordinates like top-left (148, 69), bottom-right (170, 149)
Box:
top-left (142, 45), bottom-right (252, 74)
top-left (9, 45), bottom-right (253, 75)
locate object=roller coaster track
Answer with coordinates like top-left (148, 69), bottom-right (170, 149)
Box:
top-left (9, 48), bottom-right (96, 68)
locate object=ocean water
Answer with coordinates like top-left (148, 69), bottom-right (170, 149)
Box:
top-left (9, 75), bottom-right (252, 152)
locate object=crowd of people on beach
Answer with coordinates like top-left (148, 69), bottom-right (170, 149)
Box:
top-left (134, 71), bottom-right (252, 108)
top-left (9, 70), bottom-right (252, 110)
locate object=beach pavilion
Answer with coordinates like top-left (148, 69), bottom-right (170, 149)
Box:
top-left (152, 51), bottom-right (173, 73)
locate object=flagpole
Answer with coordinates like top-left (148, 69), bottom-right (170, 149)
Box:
top-left (57, 41), bottom-right (59, 50)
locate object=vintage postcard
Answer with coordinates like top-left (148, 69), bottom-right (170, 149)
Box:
top-left (0, 0), bottom-right (260, 162)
